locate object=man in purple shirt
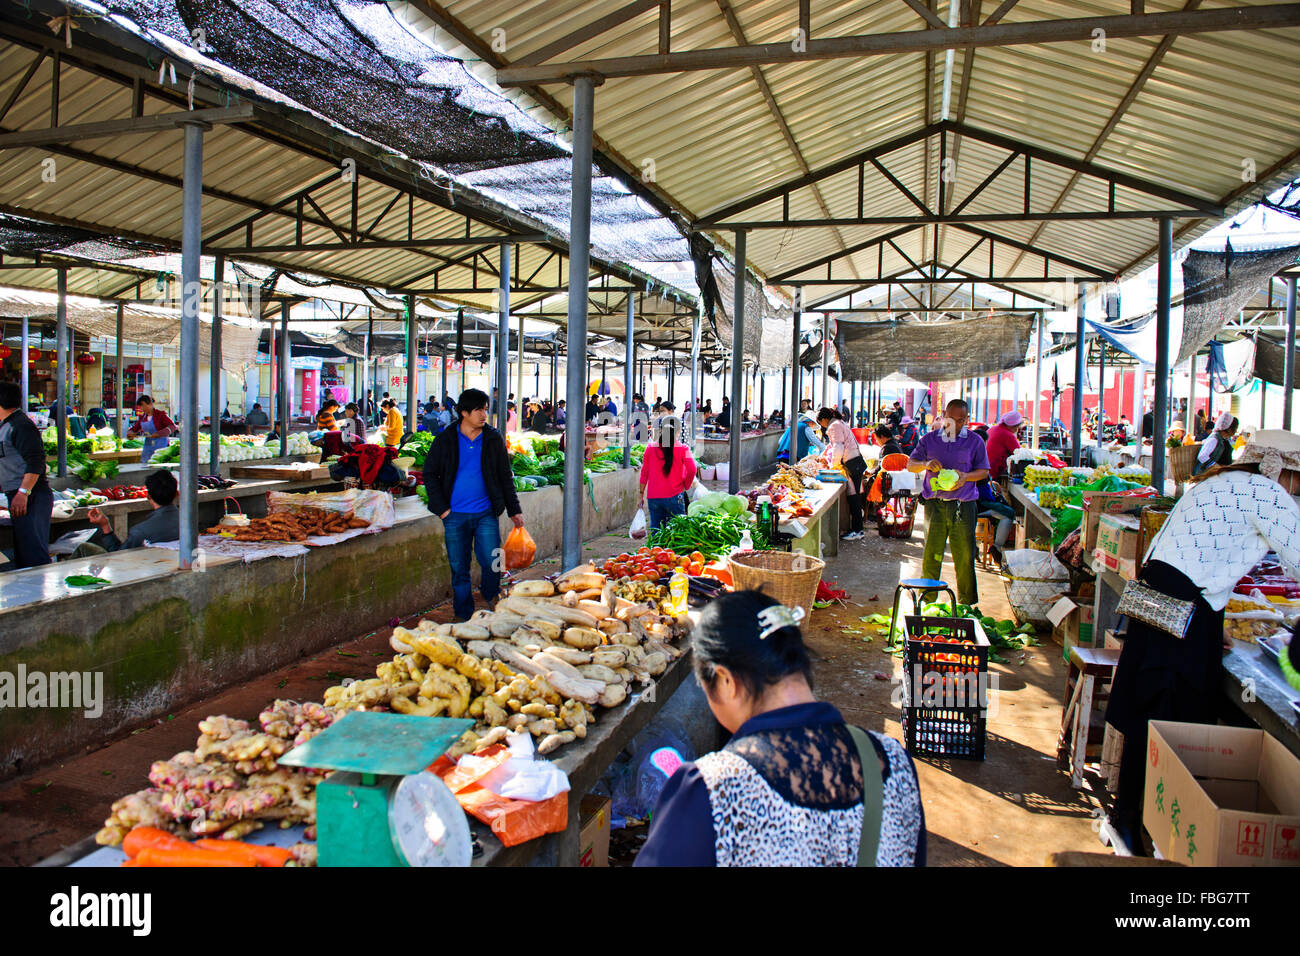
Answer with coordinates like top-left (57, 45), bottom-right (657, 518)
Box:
top-left (907, 399), bottom-right (990, 605)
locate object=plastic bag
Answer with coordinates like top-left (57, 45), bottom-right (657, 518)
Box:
top-left (609, 723), bottom-right (695, 821)
top-left (629, 508), bottom-right (648, 539)
top-left (432, 744), bottom-right (568, 847)
top-left (504, 525), bottom-right (537, 571)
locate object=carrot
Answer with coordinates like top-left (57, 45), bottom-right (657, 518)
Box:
top-left (195, 838), bottom-right (292, 867)
top-left (122, 826), bottom-right (190, 859)
top-left (135, 845), bottom-right (258, 867)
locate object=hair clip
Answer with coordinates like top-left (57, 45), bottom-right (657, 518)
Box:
top-left (757, 605), bottom-right (805, 640)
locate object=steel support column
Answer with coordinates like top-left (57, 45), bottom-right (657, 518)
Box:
top-left (55, 268), bottom-right (67, 477)
top-left (20, 315), bottom-right (29, 414)
top-left (623, 294), bottom-right (634, 469)
top-left (112, 306), bottom-right (123, 438)
top-left (1096, 341), bottom-right (1106, 451)
top-left (1285, 276), bottom-right (1297, 430)
top-left (405, 294), bottom-right (417, 435)
top-left (1032, 311), bottom-right (1044, 450)
top-left (178, 122), bottom-right (204, 569)
top-left (278, 302), bottom-right (289, 459)
top-left (729, 230), bottom-right (746, 493)
top-left (1071, 281), bottom-right (1087, 466)
top-left (791, 289), bottom-right (802, 447)
top-left (209, 255), bottom-right (223, 475)
top-left (562, 76), bottom-right (595, 571)
top-left (1152, 218), bottom-right (1173, 491)
top-left (498, 243), bottom-right (511, 433)
top-left (690, 303), bottom-right (701, 444)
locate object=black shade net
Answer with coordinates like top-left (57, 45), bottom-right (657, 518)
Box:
top-left (835, 313), bottom-right (1037, 381)
top-left (1180, 241), bottom-right (1300, 364)
top-left (1250, 333), bottom-right (1296, 388)
top-left (103, 0), bottom-right (565, 171)
top-left (0, 213), bottom-right (162, 261)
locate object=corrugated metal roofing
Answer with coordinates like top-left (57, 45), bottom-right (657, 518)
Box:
top-left (0, 11), bottom-right (702, 349)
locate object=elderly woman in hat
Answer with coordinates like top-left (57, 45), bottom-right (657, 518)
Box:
top-left (1192, 411), bottom-right (1238, 475)
top-left (895, 414), bottom-right (920, 456)
top-left (1104, 430), bottom-right (1300, 854)
top-left (1166, 420), bottom-right (1188, 450)
top-left (984, 410), bottom-right (1023, 482)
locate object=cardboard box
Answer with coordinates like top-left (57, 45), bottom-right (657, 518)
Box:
top-left (1014, 519), bottom-right (1027, 550)
top-left (1144, 721), bottom-right (1300, 866)
top-left (1082, 491), bottom-right (1151, 552)
top-left (1048, 596), bottom-right (1096, 658)
top-left (1094, 513), bottom-right (1139, 574)
top-left (578, 795), bottom-right (611, 867)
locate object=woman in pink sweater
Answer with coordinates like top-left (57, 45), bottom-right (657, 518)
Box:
top-left (640, 413), bottom-right (698, 531)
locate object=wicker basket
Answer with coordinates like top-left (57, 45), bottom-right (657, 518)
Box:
top-left (728, 550), bottom-right (825, 630)
top-left (1170, 443), bottom-right (1201, 483)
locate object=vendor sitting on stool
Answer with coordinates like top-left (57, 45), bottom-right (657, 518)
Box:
top-left (79, 469), bottom-right (179, 554)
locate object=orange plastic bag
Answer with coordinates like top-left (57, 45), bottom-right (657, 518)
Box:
top-left (504, 525), bottom-right (537, 571)
top-left (431, 746), bottom-right (568, 847)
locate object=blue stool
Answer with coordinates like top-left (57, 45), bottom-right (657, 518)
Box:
top-left (888, 578), bottom-right (957, 645)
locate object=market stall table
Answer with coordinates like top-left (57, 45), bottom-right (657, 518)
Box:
top-left (781, 481), bottom-right (846, 559)
top-left (695, 426), bottom-right (785, 477)
top-left (1011, 482), bottom-right (1055, 544)
top-left (473, 646), bottom-right (699, 866)
top-left (48, 476), bottom-right (338, 539)
top-left (1223, 639), bottom-right (1300, 761)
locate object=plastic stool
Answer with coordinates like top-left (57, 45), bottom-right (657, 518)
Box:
top-left (888, 578), bottom-right (957, 644)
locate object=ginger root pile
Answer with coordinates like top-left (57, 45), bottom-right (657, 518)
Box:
top-left (95, 701), bottom-right (335, 848)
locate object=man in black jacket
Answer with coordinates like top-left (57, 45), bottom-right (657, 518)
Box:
top-left (0, 381), bottom-right (53, 569)
top-left (422, 388), bottom-right (525, 621)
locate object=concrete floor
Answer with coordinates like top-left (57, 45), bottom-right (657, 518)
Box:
top-left (0, 510), bottom-right (1108, 867)
top-left (805, 523), bottom-right (1106, 866)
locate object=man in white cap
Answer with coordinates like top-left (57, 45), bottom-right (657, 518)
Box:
top-left (985, 410), bottom-right (1023, 482)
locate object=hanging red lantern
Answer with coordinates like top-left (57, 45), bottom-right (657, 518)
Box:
top-left (77, 352), bottom-right (96, 365)
top-left (27, 348), bottom-right (42, 363)
top-left (0, 345), bottom-right (11, 360)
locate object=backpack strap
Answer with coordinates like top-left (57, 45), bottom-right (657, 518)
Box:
top-left (846, 725), bottom-right (884, 867)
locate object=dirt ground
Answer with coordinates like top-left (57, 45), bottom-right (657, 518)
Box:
top-left (0, 514), bottom-right (1108, 867)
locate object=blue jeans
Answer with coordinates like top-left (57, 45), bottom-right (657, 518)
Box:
top-left (442, 510), bottom-right (502, 621)
top-left (648, 494), bottom-right (685, 532)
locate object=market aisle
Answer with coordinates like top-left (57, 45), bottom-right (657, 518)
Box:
top-left (808, 520), bottom-right (1106, 866)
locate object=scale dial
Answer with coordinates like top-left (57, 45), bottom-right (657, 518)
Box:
top-left (390, 771), bottom-right (472, 867)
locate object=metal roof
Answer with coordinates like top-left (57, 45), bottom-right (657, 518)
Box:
top-left (412, 0), bottom-right (1300, 290)
top-left (0, 5), bottom-right (711, 353)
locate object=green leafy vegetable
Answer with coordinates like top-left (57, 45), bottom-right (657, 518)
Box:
top-left (64, 574), bottom-right (111, 588)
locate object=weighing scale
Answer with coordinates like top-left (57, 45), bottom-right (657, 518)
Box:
top-left (277, 711), bottom-right (474, 867)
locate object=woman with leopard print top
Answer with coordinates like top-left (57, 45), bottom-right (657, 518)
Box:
top-left (636, 590), bottom-right (926, 867)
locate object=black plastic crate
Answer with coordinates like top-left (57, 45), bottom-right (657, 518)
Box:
top-left (901, 616), bottom-right (990, 760)
top-left (903, 706), bottom-right (987, 760)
